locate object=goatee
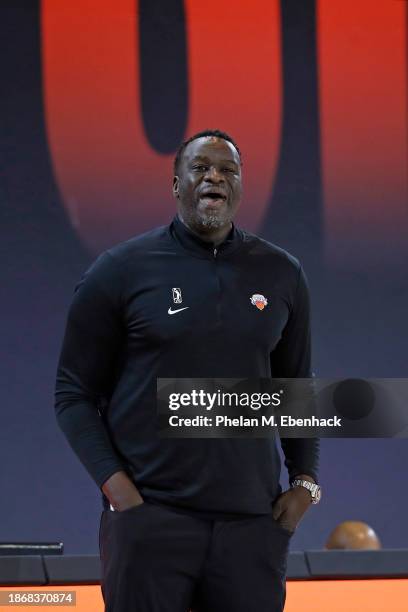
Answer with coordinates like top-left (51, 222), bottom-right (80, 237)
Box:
top-left (197, 214), bottom-right (225, 229)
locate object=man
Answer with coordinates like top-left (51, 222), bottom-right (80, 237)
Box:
top-left (55, 129), bottom-right (320, 611)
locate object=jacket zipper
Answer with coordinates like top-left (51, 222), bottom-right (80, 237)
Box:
top-left (213, 247), bottom-right (222, 325)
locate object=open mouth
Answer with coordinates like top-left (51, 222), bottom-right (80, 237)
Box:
top-left (200, 192), bottom-right (227, 202)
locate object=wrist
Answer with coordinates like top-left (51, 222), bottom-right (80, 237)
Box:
top-left (102, 471), bottom-right (142, 508)
top-left (291, 477), bottom-right (322, 505)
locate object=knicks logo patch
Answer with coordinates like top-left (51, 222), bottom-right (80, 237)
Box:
top-left (250, 294), bottom-right (268, 311)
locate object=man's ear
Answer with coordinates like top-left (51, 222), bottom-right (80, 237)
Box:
top-left (172, 176), bottom-right (180, 199)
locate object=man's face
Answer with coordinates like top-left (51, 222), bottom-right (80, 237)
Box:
top-left (173, 136), bottom-right (242, 232)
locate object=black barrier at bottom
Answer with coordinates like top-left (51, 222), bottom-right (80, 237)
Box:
top-left (306, 549), bottom-right (408, 578)
top-left (0, 556), bottom-right (46, 585)
top-left (1, 551), bottom-right (408, 585)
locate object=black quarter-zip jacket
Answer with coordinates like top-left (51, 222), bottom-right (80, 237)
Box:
top-left (55, 214), bottom-right (319, 518)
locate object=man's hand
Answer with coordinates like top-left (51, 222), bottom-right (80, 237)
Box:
top-left (101, 471), bottom-right (144, 512)
top-left (272, 474), bottom-right (315, 533)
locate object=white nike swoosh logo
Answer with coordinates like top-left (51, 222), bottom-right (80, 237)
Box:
top-left (168, 306), bottom-right (189, 315)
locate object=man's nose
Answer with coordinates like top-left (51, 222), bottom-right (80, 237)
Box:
top-left (204, 166), bottom-right (224, 182)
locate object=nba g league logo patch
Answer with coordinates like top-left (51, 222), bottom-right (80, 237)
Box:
top-left (172, 288), bottom-right (182, 304)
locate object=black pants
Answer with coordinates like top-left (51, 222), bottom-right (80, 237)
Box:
top-left (99, 502), bottom-right (292, 612)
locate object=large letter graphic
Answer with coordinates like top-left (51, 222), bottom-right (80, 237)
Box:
top-left (318, 1), bottom-right (408, 270)
top-left (42, 0), bottom-right (281, 253)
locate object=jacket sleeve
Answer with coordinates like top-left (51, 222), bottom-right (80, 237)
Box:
top-left (54, 252), bottom-right (126, 488)
top-left (270, 264), bottom-right (320, 484)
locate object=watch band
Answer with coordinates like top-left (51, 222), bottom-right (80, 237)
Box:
top-left (291, 479), bottom-right (321, 504)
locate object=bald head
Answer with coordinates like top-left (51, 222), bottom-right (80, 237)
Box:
top-left (325, 521), bottom-right (381, 550)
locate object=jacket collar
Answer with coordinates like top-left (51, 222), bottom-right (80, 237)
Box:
top-left (170, 213), bottom-right (243, 259)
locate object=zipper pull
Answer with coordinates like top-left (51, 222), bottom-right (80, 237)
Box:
top-left (213, 247), bottom-right (217, 258)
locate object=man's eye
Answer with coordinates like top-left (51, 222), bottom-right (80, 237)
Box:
top-left (223, 168), bottom-right (235, 173)
top-left (193, 165), bottom-right (207, 171)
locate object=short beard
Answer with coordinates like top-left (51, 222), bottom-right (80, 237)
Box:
top-left (196, 213), bottom-right (225, 229)
top-left (177, 200), bottom-right (237, 236)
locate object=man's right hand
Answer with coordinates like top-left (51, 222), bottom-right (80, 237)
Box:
top-left (101, 471), bottom-right (144, 512)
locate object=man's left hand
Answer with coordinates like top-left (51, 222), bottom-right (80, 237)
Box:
top-left (271, 475), bottom-right (315, 533)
